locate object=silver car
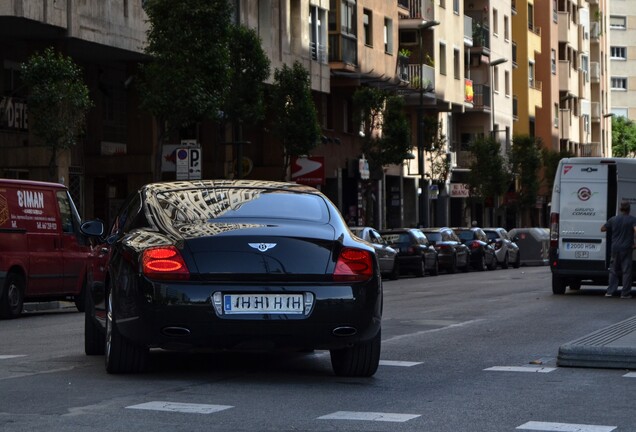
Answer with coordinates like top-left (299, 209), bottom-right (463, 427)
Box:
top-left (483, 227), bottom-right (521, 269)
top-left (350, 227), bottom-right (400, 279)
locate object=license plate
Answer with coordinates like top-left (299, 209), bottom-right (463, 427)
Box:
top-left (575, 251), bottom-right (589, 258)
top-left (565, 242), bottom-right (599, 252)
top-left (223, 294), bottom-right (304, 314)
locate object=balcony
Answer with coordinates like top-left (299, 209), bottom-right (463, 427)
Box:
top-left (558, 60), bottom-right (579, 96)
top-left (467, 12), bottom-right (490, 54)
top-left (590, 22), bottom-right (600, 41)
top-left (559, 109), bottom-right (572, 140)
top-left (471, 84), bottom-right (492, 111)
top-left (402, 63), bottom-right (436, 92)
top-left (328, 34), bottom-right (357, 66)
top-left (558, 12), bottom-right (578, 44)
top-left (464, 15), bottom-right (473, 47)
top-left (580, 142), bottom-right (602, 157)
top-left (590, 62), bottom-right (600, 83)
top-left (398, 0), bottom-right (435, 21)
top-left (591, 101), bottom-right (600, 121)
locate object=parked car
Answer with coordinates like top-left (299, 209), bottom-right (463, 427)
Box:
top-left (0, 179), bottom-right (92, 318)
top-left (350, 227), bottom-right (399, 280)
top-left (420, 227), bottom-right (470, 273)
top-left (453, 227), bottom-right (498, 271)
top-left (482, 227), bottom-right (521, 269)
top-left (80, 180), bottom-right (382, 377)
top-left (379, 228), bottom-right (439, 277)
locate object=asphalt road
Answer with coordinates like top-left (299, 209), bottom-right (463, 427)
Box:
top-left (1, 266), bottom-right (635, 432)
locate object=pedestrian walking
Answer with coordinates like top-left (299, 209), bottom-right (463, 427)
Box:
top-left (601, 200), bottom-right (636, 298)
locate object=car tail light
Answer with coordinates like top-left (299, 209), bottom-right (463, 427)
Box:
top-left (142, 246), bottom-right (190, 280)
top-left (470, 241), bottom-right (481, 250)
top-left (334, 247), bottom-right (373, 282)
top-left (407, 246), bottom-right (416, 255)
top-left (436, 244), bottom-right (449, 251)
top-left (550, 212), bottom-right (559, 250)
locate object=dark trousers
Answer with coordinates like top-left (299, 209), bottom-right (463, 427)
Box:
top-left (607, 249), bottom-right (633, 296)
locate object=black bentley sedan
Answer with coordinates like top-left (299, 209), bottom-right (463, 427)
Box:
top-left (80, 180), bottom-right (382, 377)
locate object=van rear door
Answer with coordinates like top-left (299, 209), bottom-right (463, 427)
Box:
top-left (557, 162), bottom-right (610, 266)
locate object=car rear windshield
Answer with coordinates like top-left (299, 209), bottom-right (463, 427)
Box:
top-left (485, 231), bottom-right (498, 241)
top-left (154, 188), bottom-right (330, 223)
top-left (382, 232), bottom-right (410, 245)
top-left (424, 232), bottom-right (441, 242)
top-left (455, 230), bottom-right (474, 241)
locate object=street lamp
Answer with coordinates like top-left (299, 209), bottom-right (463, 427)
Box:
top-left (489, 58), bottom-right (507, 137)
top-left (417, 19), bottom-right (440, 227)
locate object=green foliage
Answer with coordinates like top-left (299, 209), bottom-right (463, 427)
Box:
top-left (611, 116), bottom-right (636, 157)
top-left (353, 87), bottom-right (411, 174)
top-left (138, 0), bottom-right (233, 130)
top-left (541, 147), bottom-right (573, 193)
top-left (467, 136), bottom-right (510, 201)
top-left (270, 61), bottom-right (321, 179)
top-left (509, 135), bottom-right (542, 213)
top-left (223, 25), bottom-right (271, 127)
top-left (20, 47), bottom-right (93, 179)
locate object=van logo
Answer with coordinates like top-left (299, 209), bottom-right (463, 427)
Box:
top-left (248, 243), bottom-right (277, 252)
top-left (581, 167), bottom-right (598, 172)
top-left (577, 187), bottom-right (592, 201)
top-left (563, 165), bottom-right (573, 175)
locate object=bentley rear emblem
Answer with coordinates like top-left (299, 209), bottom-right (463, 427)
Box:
top-left (248, 243), bottom-right (277, 252)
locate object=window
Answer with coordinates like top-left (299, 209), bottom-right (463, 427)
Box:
top-left (363, 9), bottom-right (372, 46)
top-left (454, 49), bottom-right (460, 79)
top-left (554, 104), bottom-right (559, 128)
top-left (610, 16), bottom-right (626, 30)
top-left (384, 18), bottom-right (393, 53)
top-left (340, 0), bottom-right (356, 35)
top-left (493, 9), bottom-right (498, 35)
top-left (505, 70), bottom-right (510, 96)
top-left (552, 0), bottom-right (557, 23)
top-left (528, 62), bottom-right (535, 88)
top-left (611, 77), bottom-right (627, 90)
top-left (610, 46), bottom-right (627, 60)
top-left (612, 108), bottom-right (628, 118)
top-left (310, 6), bottom-right (327, 62)
top-left (504, 15), bottom-right (509, 41)
top-left (551, 49), bottom-right (557, 74)
top-left (439, 42), bottom-right (446, 75)
top-left (493, 66), bottom-right (500, 92)
top-left (528, 4), bottom-right (534, 31)
top-left (453, 0), bottom-right (459, 14)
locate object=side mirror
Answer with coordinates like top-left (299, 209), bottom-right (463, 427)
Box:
top-left (80, 219), bottom-right (105, 238)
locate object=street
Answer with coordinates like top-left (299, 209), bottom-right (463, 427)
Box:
top-left (1, 266), bottom-right (635, 432)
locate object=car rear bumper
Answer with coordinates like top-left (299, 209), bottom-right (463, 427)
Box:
top-left (114, 279), bottom-right (382, 352)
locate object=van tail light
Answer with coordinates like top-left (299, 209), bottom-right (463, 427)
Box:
top-left (142, 246), bottom-right (190, 280)
top-left (334, 247), bottom-right (373, 282)
top-left (550, 212), bottom-right (559, 250)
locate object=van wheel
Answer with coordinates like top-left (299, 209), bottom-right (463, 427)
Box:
top-left (552, 274), bottom-right (567, 295)
top-left (1, 272), bottom-right (25, 319)
top-left (105, 289), bottom-right (148, 373)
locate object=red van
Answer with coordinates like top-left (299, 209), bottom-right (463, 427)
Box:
top-left (0, 179), bottom-right (91, 318)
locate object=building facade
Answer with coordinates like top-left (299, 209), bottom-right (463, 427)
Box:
top-left (609, 0), bottom-right (636, 122)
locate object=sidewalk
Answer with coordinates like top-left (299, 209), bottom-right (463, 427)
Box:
top-left (558, 315), bottom-right (636, 369)
top-left (23, 301), bottom-right (76, 313)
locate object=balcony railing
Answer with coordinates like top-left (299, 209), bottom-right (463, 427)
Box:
top-left (580, 142), bottom-right (602, 157)
top-left (403, 63), bottom-right (436, 91)
top-left (328, 34), bottom-right (357, 65)
top-left (399, 0), bottom-right (435, 20)
top-left (472, 84), bottom-right (492, 110)
top-left (311, 42), bottom-right (327, 64)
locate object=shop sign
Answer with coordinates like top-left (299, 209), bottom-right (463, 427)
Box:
top-left (291, 156), bottom-right (325, 185)
top-left (450, 183), bottom-right (470, 198)
top-left (0, 96), bottom-right (28, 131)
top-left (359, 157), bottom-right (370, 180)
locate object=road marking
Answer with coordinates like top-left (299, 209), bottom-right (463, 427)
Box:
top-left (0, 355), bottom-right (27, 359)
top-left (516, 421), bottom-right (616, 431)
top-left (379, 360), bottom-right (422, 367)
top-left (624, 372), bottom-right (636, 378)
top-left (318, 411), bottom-right (420, 422)
top-left (383, 319), bottom-right (484, 345)
top-left (126, 402), bottom-right (233, 414)
top-left (485, 366), bottom-right (557, 373)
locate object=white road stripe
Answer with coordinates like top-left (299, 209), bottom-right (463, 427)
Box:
top-left (485, 366), bottom-right (557, 373)
top-left (624, 372), bottom-right (636, 378)
top-left (383, 319), bottom-right (484, 345)
top-left (379, 360), bottom-right (422, 367)
top-left (318, 411), bottom-right (420, 422)
top-left (126, 402), bottom-right (233, 414)
top-left (516, 421), bottom-right (616, 431)
top-left (0, 355), bottom-right (27, 359)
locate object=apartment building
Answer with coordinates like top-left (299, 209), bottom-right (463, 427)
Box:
top-left (609, 0), bottom-right (636, 122)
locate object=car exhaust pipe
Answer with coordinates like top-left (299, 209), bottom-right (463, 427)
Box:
top-left (332, 326), bottom-right (357, 337)
top-left (162, 326), bottom-right (191, 337)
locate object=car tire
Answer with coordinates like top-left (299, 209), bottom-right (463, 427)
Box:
top-left (501, 252), bottom-right (509, 269)
top-left (330, 329), bottom-right (381, 377)
top-left (85, 289), bottom-right (105, 356)
top-left (105, 289), bottom-right (148, 373)
top-left (513, 252), bottom-right (521, 268)
top-left (389, 261), bottom-right (400, 280)
top-left (74, 282), bottom-right (86, 313)
top-left (552, 274), bottom-right (567, 295)
top-left (0, 272), bottom-right (25, 319)
top-left (487, 254), bottom-right (497, 270)
top-left (475, 255), bottom-right (487, 271)
top-left (429, 258), bottom-right (439, 276)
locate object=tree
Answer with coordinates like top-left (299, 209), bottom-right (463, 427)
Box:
top-left (541, 147), bottom-right (573, 194)
top-left (270, 61), bottom-right (321, 180)
top-left (423, 117), bottom-right (450, 188)
top-left (467, 136), bottom-right (510, 204)
top-left (21, 47), bottom-right (93, 181)
top-left (509, 135), bottom-right (542, 225)
top-left (138, 0), bottom-right (233, 180)
top-left (611, 116), bottom-right (636, 157)
top-left (352, 87), bottom-right (411, 174)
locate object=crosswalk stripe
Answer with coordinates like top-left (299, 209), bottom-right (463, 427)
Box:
top-left (318, 411), bottom-right (420, 422)
top-left (485, 366), bottom-right (557, 373)
top-left (516, 421), bottom-right (616, 431)
top-left (126, 402), bottom-right (233, 414)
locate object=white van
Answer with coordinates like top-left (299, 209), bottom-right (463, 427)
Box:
top-left (549, 157), bottom-right (636, 294)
